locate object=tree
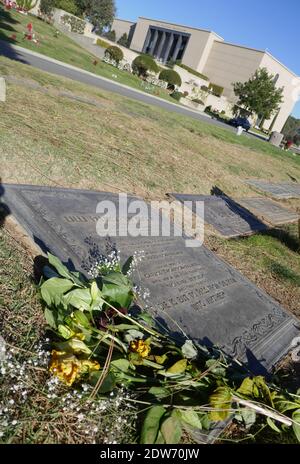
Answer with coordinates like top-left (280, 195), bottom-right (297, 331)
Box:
top-left (233, 68), bottom-right (283, 123)
top-left (84, 0), bottom-right (116, 34)
top-left (159, 69), bottom-right (182, 88)
top-left (102, 29), bottom-right (116, 42)
top-left (55, 0), bottom-right (79, 15)
top-left (132, 55), bottom-right (159, 78)
top-left (117, 33), bottom-right (129, 47)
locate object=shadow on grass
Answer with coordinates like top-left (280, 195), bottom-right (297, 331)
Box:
top-left (267, 260), bottom-right (300, 286)
top-left (261, 226), bottom-right (300, 253)
top-left (0, 6), bottom-right (28, 64)
top-left (0, 179), bottom-right (11, 228)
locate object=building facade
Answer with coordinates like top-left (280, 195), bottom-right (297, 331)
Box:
top-left (112, 17), bottom-right (300, 133)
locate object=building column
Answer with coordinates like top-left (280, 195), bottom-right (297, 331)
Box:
top-left (155, 31), bottom-right (166, 60)
top-left (149, 29), bottom-right (159, 55)
top-left (172, 34), bottom-right (183, 61)
top-left (162, 32), bottom-right (174, 63)
top-left (142, 28), bottom-right (153, 54)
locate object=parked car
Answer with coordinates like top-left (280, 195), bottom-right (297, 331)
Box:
top-left (229, 117), bottom-right (251, 131)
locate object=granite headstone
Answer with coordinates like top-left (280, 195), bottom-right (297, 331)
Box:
top-left (2, 184), bottom-right (299, 376)
top-left (245, 180), bottom-right (300, 199)
top-left (238, 198), bottom-right (299, 225)
top-left (168, 193), bottom-right (267, 238)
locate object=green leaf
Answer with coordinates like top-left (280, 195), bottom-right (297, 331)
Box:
top-left (73, 310), bottom-right (91, 328)
top-left (138, 312), bottom-right (155, 327)
top-left (40, 278), bottom-right (74, 307)
top-left (109, 324), bottom-right (139, 332)
top-left (267, 417), bottom-right (281, 433)
top-left (58, 324), bottom-right (74, 340)
top-left (89, 371), bottom-right (116, 393)
top-left (111, 359), bottom-right (130, 373)
top-left (102, 283), bottom-right (133, 309)
top-left (44, 307), bottom-right (57, 329)
top-left (63, 288), bottom-right (92, 311)
top-left (292, 409), bottom-right (300, 442)
top-left (122, 256), bottom-right (133, 275)
top-left (180, 410), bottom-right (202, 429)
top-left (200, 414), bottom-right (212, 431)
top-left (160, 410), bottom-right (182, 444)
top-left (148, 387), bottom-right (170, 400)
top-left (47, 253), bottom-right (83, 285)
top-left (102, 272), bottom-right (131, 287)
top-left (154, 431), bottom-right (165, 445)
top-left (140, 405), bottom-right (166, 444)
top-left (236, 408), bottom-right (256, 429)
top-left (167, 359), bottom-right (187, 375)
top-left (181, 340), bottom-right (198, 360)
top-left (209, 387), bottom-right (232, 421)
top-left (124, 329), bottom-right (145, 343)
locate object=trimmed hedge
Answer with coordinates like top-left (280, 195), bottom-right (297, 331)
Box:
top-left (159, 69), bottom-right (182, 87)
top-left (105, 46), bottom-right (124, 64)
top-left (209, 83), bottom-right (224, 97)
top-left (132, 55), bottom-right (159, 77)
top-left (96, 38), bottom-right (111, 49)
top-left (176, 63), bottom-right (209, 81)
top-left (171, 91), bottom-right (183, 101)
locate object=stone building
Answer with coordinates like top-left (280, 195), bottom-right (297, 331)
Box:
top-left (112, 16), bottom-right (300, 132)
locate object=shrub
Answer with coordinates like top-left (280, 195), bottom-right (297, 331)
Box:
top-left (201, 85), bottom-right (210, 92)
top-left (96, 38), bottom-right (111, 49)
top-left (183, 91), bottom-right (189, 97)
top-left (132, 55), bottom-right (159, 78)
top-left (117, 33), bottom-right (129, 47)
top-left (205, 105), bottom-right (212, 113)
top-left (159, 69), bottom-right (182, 88)
top-left (209, 83), bottom-right (224, 97)
top-left (105, 46), bottom-right (124, 64)
top-left (102, 30), bottom-right (116, 42)
top-left (171, 91), bottom-right (183, 101)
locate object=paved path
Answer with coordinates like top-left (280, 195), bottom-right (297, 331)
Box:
top-left (0, 40), bottom-right (266, 141)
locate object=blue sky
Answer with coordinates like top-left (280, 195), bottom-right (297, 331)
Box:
top-left (116, 0), bottom-right (300, 119)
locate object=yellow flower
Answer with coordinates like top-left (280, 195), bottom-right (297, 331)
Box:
top-left (49, 350), bottom-right (100, 386)
top-left (129, 339), bottom-right (151, 358)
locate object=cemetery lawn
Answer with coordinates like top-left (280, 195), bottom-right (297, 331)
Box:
top-left (0, 6), bottom-right (175, 103)
top-left (0, 58), bottom-right (300, 323)
top-left (1, 59), bottom-right (300, 446)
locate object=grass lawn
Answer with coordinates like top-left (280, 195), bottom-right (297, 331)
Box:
top-left (0, 6), bottom-right (176, 103)
top-left (0, 56), bottom-right (300, 444)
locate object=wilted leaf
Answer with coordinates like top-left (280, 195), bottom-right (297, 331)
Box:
top-left (40, 278), bottom-right (74, 307)
top-left (55, 338), bottom-right (91, 355)
top-left (124, 329), bottom-right (145, 343)
top-left (154, 354), bottom-right (168, 365)
top-left (237, 377), bottom-right (254, 397)
top-left (181, 340), bottom-right (198, 360)
top-left (58, 324), bottom-right (74, 340)
top-left (167, 359), bottom-right (187, 375)
top-left (161, 410), bottom-right (182, 444)
top-left (180, 410), bottom-right (202, 429)
top-left (141, 406), bottom-right (166, 444)
top-left (235, 408), bottom-right (256, 429)
top-left (292, 409), bottom-right (300, 442)
top-left (209, 387), bottom-right (232, 421)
